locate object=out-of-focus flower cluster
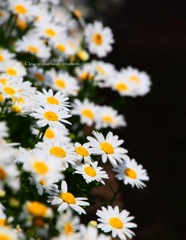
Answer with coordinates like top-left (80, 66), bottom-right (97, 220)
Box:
top-left (0, 0), bottom-right (151, 239)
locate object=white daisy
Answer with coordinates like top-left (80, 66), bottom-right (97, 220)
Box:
top-left (87, 131), bottom-right (128, 167)
top-left (0, 60), bottom-right (26, 77)
top-left (0, 9), bottom-right (10, 25)
top-left (31, 104), bottom-right (71, 130)
top-left (113, 156), bottom-right (149, 188)
top-left (71, 99), bottom-right (99, 126)
top-left (84, 21), bottom-right (114, 57)
top-left (75, 62), bottom-right (95, 81)
top-left (0, 226), bottom-right (19, 240)
top-left (28, 66), bottom-right (51, 85)
top-left (74, 161), bottom-right (108, 184)
top-left (47, 69), bottom-right (80, 96)
top-left (47, 180), bottom-right (90, 214)
top-left (15, 36), bottom-right (51, 59)
top-left (95, 105), bottom-right (127, 129)
top-left (96, 205), bottom-right (137, 240)
top-left (74, 142), bottom-right (92, 163)
top-left (0, 48), bottom-right (15, 63)
top-left (26, 201), bottom-right (52, 218)
top-left (43, 127), bottom-right (71, 142)
top-left (80, 225), bottom-right (111, 240)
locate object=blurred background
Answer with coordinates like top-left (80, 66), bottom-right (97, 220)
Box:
top-left (88, 0), bottom-right (186, 239)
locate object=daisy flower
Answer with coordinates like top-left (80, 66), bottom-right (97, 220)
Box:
top-left (31, 104), bottom-right (71, 130)
top-left (113, 156), bottom-right (149, 188)
top-left (0, 60), bottom-right (26, 77)
top-left (47, 180), bottom-right (90, 214)
top-left (71, 99), bottom-right (99, 126)
top-left (74, 142), bottom-right (93, 163)
top-left (96, 206), bottom-right (137, 240)
top-left (74, 161), bottom-right (109, 184)
top-left (35, 89), bottom-right (70, 111)
top-left (28, 66), bottom-right (51, 85)
top-left (87, 131), bottom-right (128, 167)
top-left (0, 48), bottom-right (15, 63)
top-left (120, 66), bottom-right (151, 96)
top-left (84, 21), bottom-right (114, 57)
top-left (26, 201), bottom-right (52, 218)
top-left (75, 62), bottom-right (95, 81)
top-left (15, 35), bottom-right (51, 59)
top-left (80, 225), bottom-right (111, 240)
top-left (0, 226), bottom-right (19, 240)
top-left (44, 127), bottom-right (71, 142)
top-left (36, 138), bottom-right (76, 170)
top-left (46, 69), bottom-right (80, 96)
top-left (95, 105), bottom-right (127, 129)
top-left (0, 9), bottom-right (10, 25)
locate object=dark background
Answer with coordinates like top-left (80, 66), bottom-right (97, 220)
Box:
top-left (101, 0), bottom-right (186, 239)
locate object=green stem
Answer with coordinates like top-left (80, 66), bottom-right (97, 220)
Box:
top-left (109, 184), bottom-right (125, 205)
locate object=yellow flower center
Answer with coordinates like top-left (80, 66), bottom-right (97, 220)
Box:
top-left (125, 168), bottom-right (137, 179)
top-left (102, 116), bottom-right (113, 124)
top-left (50, 146), bottom-right (66, 158)
top-left (109, 217), bottom-right (123, 229)
top-left (27, 45), bottom-right (39, 54)
top-left (84, 166), bottom-right (96, 177)
top-left (56, 44), bottom-right (66, 52)
top-left (0, 219), bottom-right (6, 226)
top-left (0, 94), bottom-right (3, 102)
top-left (77, 50), bottom-right (89, 61)
top-left (115, 83), bottom-right (128, 91)
top-left (0, 167), bottom-right (7, 180)
top-left (16, 18), bottom-right (27, 30)
top-left (6, 68), bottom-right (17, 76)
top-left (82, 109), bottom-right (94, 119)
top-left (75, 146), bottom-right (89, 157)
top-left (14, 5), bottom-right (27, 15)
top-left (100, 142), bottom-right (114, 154)
top-left (27, 201), bottom-right (47, 217)
top-left (64, 222), bottom-right (74, 235)
top-left (4, 87), bottom-right (15, 95)
top-left (0, 54), bottom-right (4, 61)
top-left (33, 161), bottom-right (49, 175)
top-left (0, 234), bottom-right (11, 240)
top-left (34, 73), bottom-right (45, 82)
top-left (39, 179), bottom-right (46, 186)
top-left (73, 9), bottom-right (81, 18)
top-left (44, 128), bottom-right (55, 139)
top-left (129, 75), bottom-right (140, 83)
top-left (45, 28), bottom-right (56, 37)
top-left (55, 79), bottom-right (66, 89)
top-left (47, 97), bottom-right (59, 105)
top-left (60, 192), bottom-right (76, 204)
top-left (0, 78), bottom-right (7, 85)
top-left (97, 66), bottom-right (105, 75)
top-left (17, 97), bottom-right (25, 104)
top-left (93, 33), bottom-right (103, 45)
top-left (44, 111), bottom-right (58, 121)
top-left (11, 105), bottom-right (21, 113)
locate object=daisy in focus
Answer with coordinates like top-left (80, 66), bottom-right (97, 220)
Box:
top-left (74, 161), bottom-right (109, 184)
top-left (96, 205), bottom-right (137, 240)
top-left (84, 21), bottom-right (114, 57)
top-left (87, 131), bottom-right (128, 167)
top-left (47, 180), bottom-right (90, 214)
top-left (74, 142), bottom-right (93, 163)
top-left (113, 156), bottom-right (149, 188)
top-left (0, 60), bottom-right (26, 77)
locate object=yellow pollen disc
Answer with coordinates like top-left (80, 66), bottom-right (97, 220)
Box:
top-left (44, 129), bottom-right (55, 139)
top-left (55, 79), bottom-right (66, 88)
top-left (33, 161), bottom-right (49, 175)
top-left (93, 33), bottom-right (103, 45)
top-left (50, 146), bottom-right (66, 158)
top-left (11, 105), bottom-right (21, 113)
top-left (45, 28), bottom-right (56, 37)
top-left (27, 45), bottom-right (39, 54)
top-left (80, 72), bottom-right (89, 80)
top-left (0, 78), bottom-right (7, 85)
top-left (47, 96), bottom-right (59, 105)
top-left (0, 94), bottom-right (3, 102)
top-left (75, 146), bottom-right (89, 157)
top-left (129, 75), bottom-right (140, 83)
top-left (0, 54), bottom-right (4, 61)
top-left (39, 179), bottom-right (46, 186)
top-left (34, 73), bottom-right (45, 81)
top-left (73, 9), bottom-right (81, 18)
top-left (84, 166), bottom-right (96, 177)
top-left (6, 68), bottom-right (17, 76)
top-left (14, 5), bottom-right (27, 15)
top-left (82, 109), bottom-right (94, 119)
top-left (97, 66), bottom-right (105, 75)
top-left (0, 167), bottom-right (7, 180)
top-left (56, 44), bottom-right (66, 52)
top-left (17, 97), bottom-right (25, 104)
top-left (125, 168), bottom-right (137, 179)
top-left (115, 83), bottom-right (128, 91)
top-left (4, 87), bottom-right (15, 95)
top-left (100, 142), bottom-right (114, 154)
top-left (33, 217), bottom-right (45, 227)
top-left (60, 192), bottom-right (76, 204)
top-left (102, 116), bottom-right (113, 124)
top-left (0, 219), bottom-right (6, 226)
top-left (27, 201), bottom-right (47, 217)
top-left (109, 217), bottom-right (123, 229)
top-left (16, 18), bottom-right (27, 30)
top-left (77, 50), bottom-right (89, 61)
top-left (0, 234), bottom-right (11, 240)
top-left (44, 111), bottom-right (58, 121)
top-left (64, 222), bottom-right (74, 235)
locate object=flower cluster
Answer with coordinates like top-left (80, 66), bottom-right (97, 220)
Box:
top-left (0, 0), bottom-right (151, 239)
